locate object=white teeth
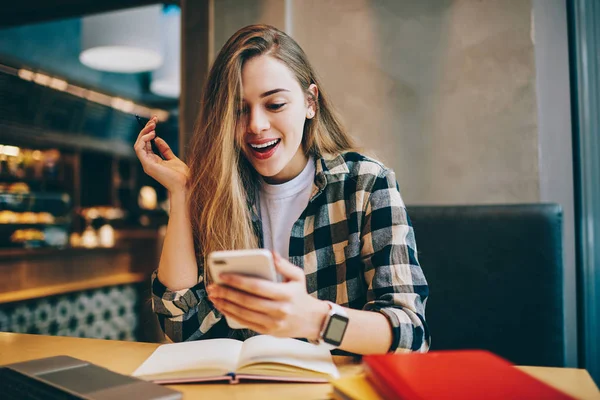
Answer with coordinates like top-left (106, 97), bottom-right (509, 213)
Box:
top-left (250, 139), bottom-right (279, 149)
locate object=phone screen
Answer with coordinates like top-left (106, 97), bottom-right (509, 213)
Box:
top-left (208, 250), bottom-right (276, 284)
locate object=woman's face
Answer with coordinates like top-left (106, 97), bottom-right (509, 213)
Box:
top-left (239, 55), bottom-right (316, 184)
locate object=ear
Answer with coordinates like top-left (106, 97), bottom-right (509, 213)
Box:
top-left (306, 84), bottom-right (319, 119)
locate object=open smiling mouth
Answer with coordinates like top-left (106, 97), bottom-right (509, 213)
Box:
top-left (248, 139), bottom-right (281, 160)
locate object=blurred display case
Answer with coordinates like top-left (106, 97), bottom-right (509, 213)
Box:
top-left (0, 145), bottom-right (73, 249)
top-left (0, 190), bottom-right (71, 248)
top-left (0, 138), bottom-right (169, 251)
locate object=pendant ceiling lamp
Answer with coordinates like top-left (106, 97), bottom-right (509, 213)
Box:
top-left (150, 6), bottom-right (180, 98)
top-left (80, 5), bottom-right (163, 73)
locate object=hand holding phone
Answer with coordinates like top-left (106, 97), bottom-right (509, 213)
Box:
top-left (208, 249), bottom-right (277, 329)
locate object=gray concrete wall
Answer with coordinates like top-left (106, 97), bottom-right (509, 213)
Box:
top-left (291, 0), bottom-right (539, 205)
top-left (213, 0), bottom-right (286, 56)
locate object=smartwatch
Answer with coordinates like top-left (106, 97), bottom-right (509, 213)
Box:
top-left (311, 301), bottom-right (349, 350)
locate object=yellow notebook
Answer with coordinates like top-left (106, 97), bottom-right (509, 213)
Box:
top-left (132, 335), bottom-right (339, 384)
top-left (331, 374), bottom-right (384, 400)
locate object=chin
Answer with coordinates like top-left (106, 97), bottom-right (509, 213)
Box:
top-left (254, 165), bottom-right (283, 179)
top-left (244, 154), bottom-right (276, 174)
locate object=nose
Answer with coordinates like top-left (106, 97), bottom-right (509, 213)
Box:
top-left (247, 107), bottom-right (270, 134)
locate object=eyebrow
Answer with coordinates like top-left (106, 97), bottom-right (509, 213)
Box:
top-left (260, 88), bottom-right (290, 98)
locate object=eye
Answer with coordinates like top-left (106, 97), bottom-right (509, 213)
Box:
top-left (267, 103), bottom-right (286, 111)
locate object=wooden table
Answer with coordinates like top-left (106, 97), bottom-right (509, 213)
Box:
top-left (1, 333), bottom-right (598, 400)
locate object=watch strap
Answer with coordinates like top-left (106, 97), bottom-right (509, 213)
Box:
top-left (318, 301), bottom-right (348, 350)
top-left (308, 301), bottom-right (349, 349)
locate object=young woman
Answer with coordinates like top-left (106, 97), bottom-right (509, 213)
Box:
top-left (134, 24), bottom-right (429, 354)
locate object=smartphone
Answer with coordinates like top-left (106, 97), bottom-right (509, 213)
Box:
top-left (134, 114), bottom-right (165, 160)
top-left (207, 249), bottom-right (277, 329)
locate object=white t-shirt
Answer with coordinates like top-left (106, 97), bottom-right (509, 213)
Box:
top-left (259, 156), bottom-right (315, 259)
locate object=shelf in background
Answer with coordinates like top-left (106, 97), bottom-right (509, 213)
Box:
top-left (0, 191), bottom-right (71, 201)
top-left (0, 272), bottom-right (146, 304)
top-left (0, 245), bottom-right (130, 260)
top-left (0, 121), bottom-right (136, 159)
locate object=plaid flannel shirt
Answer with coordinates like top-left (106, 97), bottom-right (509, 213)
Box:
top-left (151, 152), bottom-right (430, 352)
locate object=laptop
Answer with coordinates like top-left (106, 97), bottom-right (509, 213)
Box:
top-left (2, 355), bottom-right (182, 400)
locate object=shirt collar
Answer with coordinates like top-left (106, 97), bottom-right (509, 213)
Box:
top-left (248, 152), bottom-right (351, 212)
top-left (311, 152), bottom-right (350, 201)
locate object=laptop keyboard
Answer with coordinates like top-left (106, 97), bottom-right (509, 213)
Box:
top-left (0, 368), bottom-right (85, 400)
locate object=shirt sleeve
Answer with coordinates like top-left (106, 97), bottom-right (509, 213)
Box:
top-left (360, 168), bottom-right (430, 353)
top-left (150, 265), bottom-right (230, 342)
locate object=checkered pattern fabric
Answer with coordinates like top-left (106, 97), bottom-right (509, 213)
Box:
top-left (151, 152), bottom-right (429, 352)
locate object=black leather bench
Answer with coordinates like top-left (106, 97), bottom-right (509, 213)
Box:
top-left (407, 204), bottom-right (565, 367)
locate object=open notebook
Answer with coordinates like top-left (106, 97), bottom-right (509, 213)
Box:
top-left (132, 335), bottom-right (340, 384)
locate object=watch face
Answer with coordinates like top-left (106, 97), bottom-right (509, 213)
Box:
top-left (324, 314), bottom-right (349, 346)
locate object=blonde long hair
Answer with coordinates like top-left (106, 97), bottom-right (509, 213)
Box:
top-left (187, 24), bottom-right (357, 272)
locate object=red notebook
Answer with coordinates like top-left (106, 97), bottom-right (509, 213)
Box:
top-left (363, 350), bottom-right (575, 400)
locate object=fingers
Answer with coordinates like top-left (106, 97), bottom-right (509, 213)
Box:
top-left (218, 274), bottom-right (290, 301)
top-left (133, 116), bottom-right (158, 148)
top-left (207, 284), bottom-right (290, 317)
top-left (134, 131), bottom-right (157, 161)
top-left (272, 251), bottom-right (305, 282)
top-left (212, 298), bottom-right (270, 332)
top-left (134, 130), bottom-right (156, 153)
top-left (145, 116), bottom-right (158, 155)
top-left (134, 118), bottom-right (156, 145)
top-left (154, 137), bottom-right (176, 160)
top-left (133, 116), bottom-right (179, 164)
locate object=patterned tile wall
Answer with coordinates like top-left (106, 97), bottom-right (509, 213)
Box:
top-left (0, 285), bottom-right (138, 341)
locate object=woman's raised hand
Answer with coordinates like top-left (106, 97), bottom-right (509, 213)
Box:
top-left (134, 116), bottom-right (189, 194)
